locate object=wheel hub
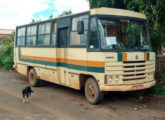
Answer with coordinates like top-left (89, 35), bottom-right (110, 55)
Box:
top-left (87, 83), bottom-right (95, 98)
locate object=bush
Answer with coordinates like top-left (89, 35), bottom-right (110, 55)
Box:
top-left (147, 84), bottom-right (165, 96)
top-left (0, 34), bottom-right (14, 70)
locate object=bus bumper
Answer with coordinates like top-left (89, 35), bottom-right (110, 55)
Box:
top-left (100, 80), bottom-right (156, 92)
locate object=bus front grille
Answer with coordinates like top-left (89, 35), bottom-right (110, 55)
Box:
top-left (105, 60), bottom-right (155, 83)
top-left (123, 61), bottom-right (146, 81)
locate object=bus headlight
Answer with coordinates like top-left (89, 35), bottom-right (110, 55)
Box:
top-left (150, 73), bottom-right (153, 80)
top-left (114, 76), bottom-right (119, 82)
top-left (105, 75), bottom-right (122, 84)
top-left (107, 76), bottom-right (112, 83)
top-left (147, 72), bottom-right (154, 80)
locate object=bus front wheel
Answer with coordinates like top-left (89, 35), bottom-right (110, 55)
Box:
top-left (85, 78), bottom-right (104, 104)
top-left (28, 68), bottom-right (42, 87)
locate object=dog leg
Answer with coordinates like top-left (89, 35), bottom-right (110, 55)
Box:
top-left (26, 94), bottom-right (29, 102)
top-left (23, 93), bottom-right (26, 103)
top-left (23, 98), bottom-right (25, 103)
top-left (29, 93), bottom-right (31, 100)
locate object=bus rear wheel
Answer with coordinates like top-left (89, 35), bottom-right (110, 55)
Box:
top-left (85, 78), bottom-right (104, 105)
top-left (28, 68), bottom-right (42, 87)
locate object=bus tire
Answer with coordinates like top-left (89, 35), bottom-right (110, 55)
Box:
top-left (85, 78), bottom-right (104, 105)
top-left (28, 68), bottom-right (42, 87)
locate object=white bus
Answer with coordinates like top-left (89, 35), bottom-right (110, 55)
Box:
top-left (14, 7), bottom-right (156, 104)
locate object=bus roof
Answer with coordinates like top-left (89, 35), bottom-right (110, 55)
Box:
top-left (16, 10), bottom-right (89, 28)
top-left (90, 7), bottom-right (146, 19)
top-left (17, 7), bottom-right (146, 28)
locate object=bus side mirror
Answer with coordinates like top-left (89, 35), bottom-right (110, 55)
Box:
top-left (77, 21), bottom-right (84, 34)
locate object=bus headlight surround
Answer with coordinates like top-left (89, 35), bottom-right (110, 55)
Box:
top-left (105, 75), bottom-right (121, 84)
top-left (147, 72), bottom-right (154, 80)
top-left (107, 76), bottom-right (112, 83)
top-left (114, 76), bottom-right (119, 82)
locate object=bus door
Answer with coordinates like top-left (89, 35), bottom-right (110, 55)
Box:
top-left (57, 27), bottom-right (69, 85)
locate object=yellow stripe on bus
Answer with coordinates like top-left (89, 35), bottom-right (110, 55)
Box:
top-left (21, 55), bottom-right (104, 67)
top-left (122, 52), bottom-right (127, 62)
top-left (144, 52), bottom-right (147, 61)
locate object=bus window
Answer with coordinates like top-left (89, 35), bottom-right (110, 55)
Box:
top-left (38, 23), bottom-right (51, 46)
top-left (70, 31), bottom-right (87, 45)
top-left (17, 27), bottom-right (25, 46)
top-left (98, 19), bottom-right (119, 49)
top-left (70, 15), bottom-right (88, 46)
top-left (89, 17), bottom-right (99, 49)
top-left (51, 22), bottom-right (56, 45)
top-left (72, 17), bottom-right (78, 31)
top-left (58, 27), bottom-right (69, 47)
top-left (26, 25), bottom-right (37, 46)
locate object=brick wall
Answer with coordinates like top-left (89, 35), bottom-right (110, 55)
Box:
top-left (0, 34), bottom-right (11, 37)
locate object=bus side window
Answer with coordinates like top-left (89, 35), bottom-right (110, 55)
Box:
top-left (70, 15), bottom-right (88, 46)
top-left (17, 27), bottom-right (26, 46)
top-left (26, 25), bottom-right (37, 46)
top-left (38, 23), bottom-right (51, 46)
top-left (89, 17), bottom-right (99, 49)
top-left (58, 27), bottom-right (69, 47)
top-left (51, 22), bottom-right (56, 46)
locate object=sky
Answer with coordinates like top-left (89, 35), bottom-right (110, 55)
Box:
top-left (0, 0), bottom-right (89, 29)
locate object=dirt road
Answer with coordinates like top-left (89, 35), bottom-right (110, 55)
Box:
top-left (0, 69), bottom-right (165, 120)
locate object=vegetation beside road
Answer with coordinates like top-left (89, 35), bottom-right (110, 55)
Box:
top-left (149, 84), bottom-right (165, 95)
top-left (0, 34), bottom-right (14, 70)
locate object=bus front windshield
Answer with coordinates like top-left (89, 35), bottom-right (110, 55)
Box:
top-left (98, 18), bottom-right (151, 51)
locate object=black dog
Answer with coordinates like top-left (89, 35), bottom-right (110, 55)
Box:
top-left (22, 86), bottom-right (33, 103)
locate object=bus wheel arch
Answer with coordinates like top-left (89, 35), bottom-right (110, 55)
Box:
top-left (79, 74), bottom-right (104, 104)
top-left (27, 66), bottom-right (42, 87)
top-left (79, 74), bottom-right (93, 89)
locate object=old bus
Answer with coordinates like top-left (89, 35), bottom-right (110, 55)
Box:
top-left (14, 7), bottom-right (156, 104)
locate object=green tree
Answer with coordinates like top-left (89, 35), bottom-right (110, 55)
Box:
top-left (58, 10), bottom-right (72, 17)
top-left (138, 0), bottom-right (165, 53)
top-left (0, 33), bottom-right (15, 70)
top-left (89, 0), bottom-right (126, 9)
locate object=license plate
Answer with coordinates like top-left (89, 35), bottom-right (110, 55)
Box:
top-left (132, 84), bottom-right (144, 91)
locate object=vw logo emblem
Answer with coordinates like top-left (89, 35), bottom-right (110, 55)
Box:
top-left (135, 55), bottom-right (138, 60)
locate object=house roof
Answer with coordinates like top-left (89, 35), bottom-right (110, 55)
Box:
top-left (0, 29), bottom-right (15, 35)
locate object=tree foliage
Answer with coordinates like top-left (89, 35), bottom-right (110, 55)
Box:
top-left (0, 33), bottom-right (14, 70)
top-left (90, 0), bottom-right (127, 9)
top-left (138, 0), bottom-right (165, 53)
top-left (89, 0), bottom-right (165, 53)
top-left (58, 10), bottom-right (72, 17)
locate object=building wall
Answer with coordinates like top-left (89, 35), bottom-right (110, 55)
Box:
top-left (0, 29), bottom-right (15, 38)
top-left (0, 34), bottom-right (11, 37)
